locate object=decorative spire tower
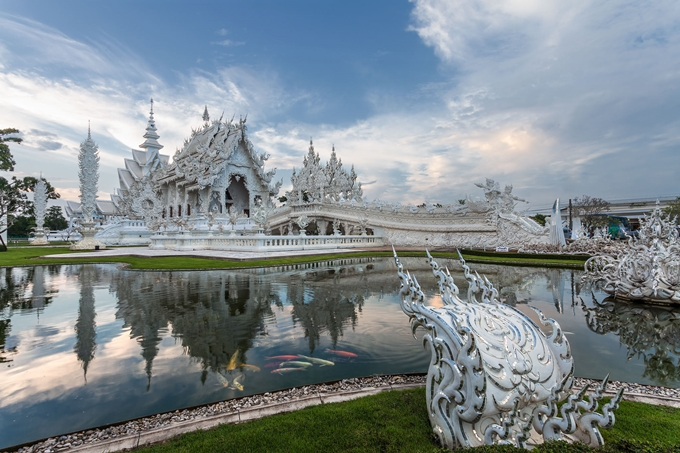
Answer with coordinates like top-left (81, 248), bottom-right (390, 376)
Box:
top-left (139, 99), bottom-right (164, 155)
top-left (32, 177), bottom-right (49, 245)
top-left (71, 123), bottom-right (105, 250)
top-left (202, 105), bottom-right (210, 123)
top-left (79, 124), bottom-right (99, 222)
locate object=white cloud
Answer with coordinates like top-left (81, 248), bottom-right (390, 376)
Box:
top-left (402, 0), bottom-right (680, 207)
top-left (2, 4), bottom-right (680, 213)
top-left (0, 14), bottom-right (307, 201)
top-left (212, 39), bottom-right (245, 47)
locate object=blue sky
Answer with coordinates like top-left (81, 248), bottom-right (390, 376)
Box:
top-left (1, 0), bottom-right (679, 211)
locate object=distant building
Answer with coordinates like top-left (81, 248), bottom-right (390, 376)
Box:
top-left (561, 196), bottom-right (679, 229)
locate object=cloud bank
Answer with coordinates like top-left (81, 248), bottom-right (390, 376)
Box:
top-left (1, 2), bottom-right (679, 210)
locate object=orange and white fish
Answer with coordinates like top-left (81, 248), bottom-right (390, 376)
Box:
top-left (241, 364), bottom-right (261, 372)
top-left (325, 349), bottom-right (358, 358)
top-left (266, 355), bottom-right (299, 361)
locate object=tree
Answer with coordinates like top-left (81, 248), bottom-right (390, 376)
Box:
top-left (45, 206), bottom-right (68, 230)
top-left (531, 213), bottom-right (547, 226)
top-left (7, 215), bottom-right (35, 238)
top-left (572, 195), bottom-right (611, 232)
top-left (663, 197), bottom-right (680, 224)
top-left (0, 128), bottom-right (22, 172)
top-left (0, 128), bottom-right (61, 250)
top-left (0, 177), bottom-right (60, 249)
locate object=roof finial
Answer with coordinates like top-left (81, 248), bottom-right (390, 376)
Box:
top-left (202, 105), bottom-right (210, 122)
top-left (140, 99), bottom-right (163, 151)
top-left (88, 120), bottom-right (91, 139)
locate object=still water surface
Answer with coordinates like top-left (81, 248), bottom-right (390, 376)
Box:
top-left (1, 257), bottom-right (679, 448)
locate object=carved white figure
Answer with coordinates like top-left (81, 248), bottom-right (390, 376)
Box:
top-left (395, 249), bottom-right (622, 449)
top-left (228, 205), bottom-right (243, 233)
top-left (251, 198), bottom-right (272, 230)
top-left (585, 202), bottom-right (680, 303)
top-left (296, 215), bottom-right (310, 235)
top-left (358, 216), bottom-right (368, 235)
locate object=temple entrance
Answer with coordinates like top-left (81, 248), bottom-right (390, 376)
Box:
top-left (226, 175), bottom-right (249, 216)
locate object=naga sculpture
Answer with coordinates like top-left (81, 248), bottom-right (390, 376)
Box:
top-left (584, 202), bottom-right (680, 303)
top-left (394, 249), bottom-right (622, 449)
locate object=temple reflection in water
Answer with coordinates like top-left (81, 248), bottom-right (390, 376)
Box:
top-left (2, 257), bottom-right (680, 449)
top-left (581, 294), bottom-right (680, 385)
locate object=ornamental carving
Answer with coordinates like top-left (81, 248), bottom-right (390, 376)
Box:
top-left (584, 203), bottom-right (680, 303)
top-left (168, 117), bottom-right (277, 194)
top-left (78, 130), bottom-right (100, 221)
top-left (395, 250), bottom-right (622, 449)
top-left (33, 178), bottom-right (47, 231)
top-left (128, 179), bottom-right (164, 231)
top-left (288, 141), bottom-right (361, 204)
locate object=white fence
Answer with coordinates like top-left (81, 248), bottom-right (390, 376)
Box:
top-left (149, 232), bottom-right (383, 251)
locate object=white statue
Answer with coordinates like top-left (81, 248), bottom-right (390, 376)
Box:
top-left (585, 202), bottom-right (680, 303)
top-left (296, 215), bottom-right (310, 235)
top-left (395, 249), bottom-right (622, 449)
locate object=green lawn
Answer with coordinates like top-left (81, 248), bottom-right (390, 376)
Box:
top-left (0, 246), bottom-right (589, 270)
top-left (133, 388), bottom-right (680, 453)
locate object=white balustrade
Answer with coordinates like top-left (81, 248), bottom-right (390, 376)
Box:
top-left (149, 232), bottom-right (383, 251)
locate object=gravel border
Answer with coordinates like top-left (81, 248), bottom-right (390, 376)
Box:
top-left (6, 374), bottom-right (680, 453)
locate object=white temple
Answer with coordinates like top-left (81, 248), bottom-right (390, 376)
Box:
top-left (63, 101), bottom-right (553, 251)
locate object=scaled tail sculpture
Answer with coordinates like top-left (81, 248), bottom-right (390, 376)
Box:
top-left (394, 249), bottom-right (622, 449)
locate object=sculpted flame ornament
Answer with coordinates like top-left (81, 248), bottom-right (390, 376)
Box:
top-left (585, 202), bottom-right (680, 303)
top-left (394, 249), bottom-right (622, 449)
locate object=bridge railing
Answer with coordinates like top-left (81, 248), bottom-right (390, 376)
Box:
top-left (149, 232), bottom-right (384, 251)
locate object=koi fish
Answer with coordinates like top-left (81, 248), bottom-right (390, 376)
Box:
top-left (266, 355), bottom-right (299, 361)
top-left (264, 362), bottom-right (283, 369)
top-left (226, 350), bottom-right (240, 371)
top-left (241, 364), bottom-right (261, 372)
top-left (215, 372), bottom-right (230, 388)
top-left (279, 361), bottom-right (313, 368)
top-left (297, 354), bottom-right (334, 367)
top-left (230, 373), bottom-right (245, 391)
top-left (325, 349), bottom-right (358, 358)
top-left (271, 367), bottom-right (307, 374)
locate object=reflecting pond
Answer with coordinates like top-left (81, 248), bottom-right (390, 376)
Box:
top-left (1, 257), bottom-right (680, 448)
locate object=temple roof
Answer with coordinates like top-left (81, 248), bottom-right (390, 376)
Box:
top-left (157, 116), bottom-right (276, 192)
